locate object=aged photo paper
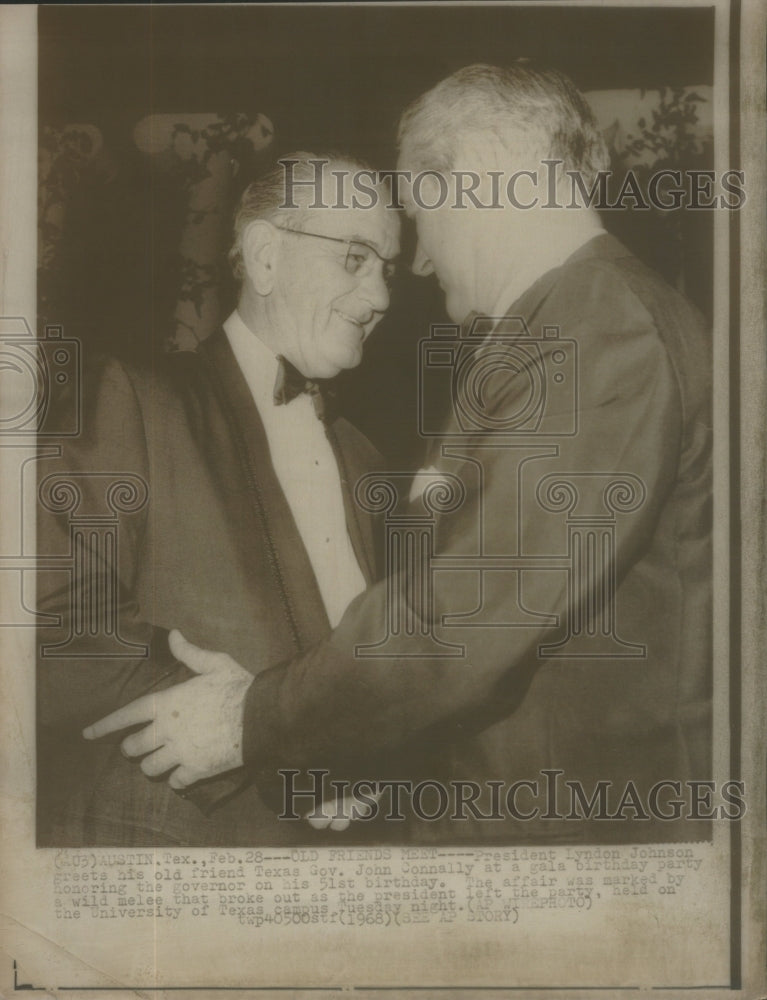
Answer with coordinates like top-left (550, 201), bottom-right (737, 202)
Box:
top-left (0, 2), bottom-right (765, 996)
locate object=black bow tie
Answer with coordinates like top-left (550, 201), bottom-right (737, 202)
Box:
top-left (273, 356), bottom-right (333, 421)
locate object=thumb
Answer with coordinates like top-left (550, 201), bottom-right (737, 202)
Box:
top-left (168, 628), bottom-right (222, 675)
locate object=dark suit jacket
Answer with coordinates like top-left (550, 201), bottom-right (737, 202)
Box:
top-left (241, 234), bottom-right (713, 844)
top-left (36, 328), bottom-right (381, 846)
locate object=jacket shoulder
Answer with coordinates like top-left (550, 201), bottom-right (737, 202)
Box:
top-left (549, 239), bottom-right (708, 348)
top-left (535, 239), bottom-right (711, 420)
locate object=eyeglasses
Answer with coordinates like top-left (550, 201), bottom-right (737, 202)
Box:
top-left (276, 227), bottom-right (398, 288)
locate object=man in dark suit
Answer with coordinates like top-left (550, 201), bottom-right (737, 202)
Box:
top-left (36, 152), bottom-right (400, 845)
top-left (90, 64), bottom-right (712, 844)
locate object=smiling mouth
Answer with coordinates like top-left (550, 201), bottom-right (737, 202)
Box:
top-left (335, 309), bottom-right (368, 331)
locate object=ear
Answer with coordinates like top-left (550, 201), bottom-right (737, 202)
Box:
top-left (242, 220), bottom-right (279, 294)
top-left (414, 171), bottom-right (446, 210)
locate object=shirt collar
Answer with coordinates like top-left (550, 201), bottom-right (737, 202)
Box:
top-left (223, 309), bottom-right (280, 408)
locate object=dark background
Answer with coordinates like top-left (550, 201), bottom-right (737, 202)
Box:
top-left (39, 4), bottom-right (715, 466)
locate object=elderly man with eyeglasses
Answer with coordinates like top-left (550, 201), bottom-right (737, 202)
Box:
top-left (36, 152), bottom-right (400, 846)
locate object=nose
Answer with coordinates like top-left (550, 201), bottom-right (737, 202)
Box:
top-left (411, 239), bottom-right (434, 277)
top-left (358, 263), bottom-right (391, 315)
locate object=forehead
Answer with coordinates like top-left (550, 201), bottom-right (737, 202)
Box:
top-left (395, 147), bottom-right (416, 216)
top-left (303, 198), bottom-right (401, 258)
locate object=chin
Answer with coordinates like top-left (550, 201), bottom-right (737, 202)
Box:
top-left (337, 349), bottom-right (363, 373)
top-left (330, 334), bottom-right (364, 373)
top-left (316, 352), bottom-right (358, 378)
top-left (445, 293), bottom-right (470, 324)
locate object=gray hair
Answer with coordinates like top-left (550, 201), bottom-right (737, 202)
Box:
top-left (397, 62), bottom-right (610, 183)
top-left (228, 150), bottom-right (371, 280)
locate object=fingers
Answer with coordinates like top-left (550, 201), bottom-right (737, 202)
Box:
top-left (168, 629), bottom-right (223, 676)
top-left (352, 799), bottom-right (375, 819)
top-left (305, 807), bottom-right (334, 831)
top-left (139, 744), bottom-right (179, 778)
top-left (305, 810), bottom-right (350, 832)
top-left (121, 722), bottom-right (164, 759)
top-left (304, 790), bottom-right (381, 831)
top-left (83, 694), bottom-right (155, 740)
top-left (168, 765), bottom-right (200, 791)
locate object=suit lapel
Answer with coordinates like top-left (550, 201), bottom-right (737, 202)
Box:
top-left (325, 417), bottom-right (378, 585)
top-left (198, 329), bottom-right (331, 648)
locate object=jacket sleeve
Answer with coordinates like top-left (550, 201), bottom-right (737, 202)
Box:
top-left (36, 356), bottom-right (193, 735)
top-left (241, 264), bottom-right (687, 776)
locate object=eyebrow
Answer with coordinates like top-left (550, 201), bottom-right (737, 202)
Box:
top-left (347, 234), bottom-right (400, 261)
top-left (349, 233), bottom-right (380, 250)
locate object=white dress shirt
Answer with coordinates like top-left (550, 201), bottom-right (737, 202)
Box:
top-left (224, 311), bottom-right (367, 628)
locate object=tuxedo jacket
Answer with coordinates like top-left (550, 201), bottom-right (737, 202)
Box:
top-left (36, 328), bottom-right (382, 846)
top-left (242, 234), bottom-right (713, 844)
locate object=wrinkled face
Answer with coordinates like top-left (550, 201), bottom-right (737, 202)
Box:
top-left (397, 147), bottom-right (482, 324)
top-left (271, 198), bottom-right (401, 379)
